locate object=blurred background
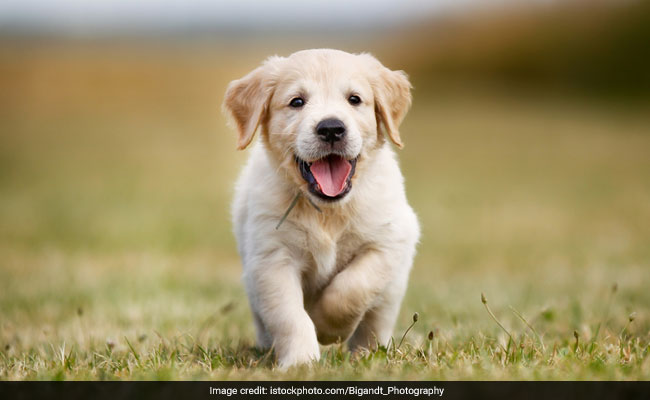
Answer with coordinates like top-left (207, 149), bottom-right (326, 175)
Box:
top-left (1, 0), bottom-right (649, 378)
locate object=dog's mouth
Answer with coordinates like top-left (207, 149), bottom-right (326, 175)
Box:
top-left (297, 154), bottom-right (357, 201)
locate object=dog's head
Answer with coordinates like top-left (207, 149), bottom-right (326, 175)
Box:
top-left (224, 49), bottom-right (411, 204)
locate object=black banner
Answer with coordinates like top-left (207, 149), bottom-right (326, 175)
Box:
top-left (1, 381), bottom-right (648, 400)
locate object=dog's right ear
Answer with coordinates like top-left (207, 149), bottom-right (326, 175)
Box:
top-left (223, 58), bottom-right (279, 150)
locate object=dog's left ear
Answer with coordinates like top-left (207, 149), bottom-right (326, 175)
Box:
top-left (223, 57), bottom-right (279, 150)
top-left (369, 59), bottom-right (412, 148)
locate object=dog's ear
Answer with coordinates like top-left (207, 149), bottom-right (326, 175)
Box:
top-left (369, 58), bottom-right (412, 148)
top-left (223, 58), bottom-right (279, 150)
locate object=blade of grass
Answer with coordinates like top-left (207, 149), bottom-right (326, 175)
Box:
top-left (510, 306), bottom-right (545, 351)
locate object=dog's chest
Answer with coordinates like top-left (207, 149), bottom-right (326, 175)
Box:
top-left (303, 226), bottom-right (361, 288)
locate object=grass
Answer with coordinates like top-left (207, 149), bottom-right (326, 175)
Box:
top-left (0, 41), bottom-right (649, 380)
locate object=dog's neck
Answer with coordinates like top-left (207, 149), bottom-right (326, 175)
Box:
top-left (275, 192), bottom-right (322, 230)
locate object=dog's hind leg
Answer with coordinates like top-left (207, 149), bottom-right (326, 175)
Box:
top-left (251, 310), bottom-right (272, 349)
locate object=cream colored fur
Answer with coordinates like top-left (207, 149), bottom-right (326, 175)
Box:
top-left (223, 49), bottom-right (419, 369)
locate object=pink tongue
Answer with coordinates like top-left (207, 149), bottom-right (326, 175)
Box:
top-left (309, 155), bottom-right (352, 197)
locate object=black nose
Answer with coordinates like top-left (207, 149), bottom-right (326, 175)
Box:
top-left (316, 118), bottom-right (346, 144)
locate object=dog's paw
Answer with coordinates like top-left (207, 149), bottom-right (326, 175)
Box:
top-left (276, 335), bottom-right (320, 370)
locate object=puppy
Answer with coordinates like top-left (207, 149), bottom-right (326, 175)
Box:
top-left (223, 49), bottom-right (419, 369)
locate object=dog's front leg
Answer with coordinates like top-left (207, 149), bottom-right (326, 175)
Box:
top-left (245, 251), bottom-right (320, 369)
top-left (309, 249), bottom-right (391, 344)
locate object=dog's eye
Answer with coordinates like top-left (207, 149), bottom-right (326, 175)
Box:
top-left (289, 97), bottom-right (305, 108)
top-left (348, 95), bottom-right (361, 106)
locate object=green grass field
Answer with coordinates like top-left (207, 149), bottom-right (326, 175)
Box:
top-left (0, 43), bottom-right (649, 380)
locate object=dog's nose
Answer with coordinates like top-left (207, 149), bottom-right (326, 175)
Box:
top-left (316, 118), bottom-right (346, 144)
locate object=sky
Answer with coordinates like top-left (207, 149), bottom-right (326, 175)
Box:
top-left (0, 0), bottom-right (546, 34)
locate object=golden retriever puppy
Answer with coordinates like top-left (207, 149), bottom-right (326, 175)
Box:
top-left (223, 49), bottom-right (419, 369)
